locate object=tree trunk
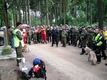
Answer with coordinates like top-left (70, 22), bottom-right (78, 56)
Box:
top-left (2, 0), bottom-right (9, 45)
top-left (86, 0), bottom-right (89, 23)
top-left (18, 0), bottom-right (21, 22)
top-left (90, 0), bottom-right (92, 25)
top-left (97, 0), bottom-right (103, 29)
top-left (39, 1), bottom-right (43, 25)
top-left (22, 0), bottom-right (25, 23)
top-left (27, 0), bottom-right (30, 25)
top-left (45, 0), bottom-right (49, 25)
top-left (25, 0), bottom-right (27, 24)
top-left (59, 0), bottom-right (62, 16)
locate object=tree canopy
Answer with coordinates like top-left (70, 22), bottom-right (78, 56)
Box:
top-left (0, 0), bottom-right (107, 29)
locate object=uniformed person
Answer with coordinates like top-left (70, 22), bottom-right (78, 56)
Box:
top-left (59, 24), bottom-right (63, 43)
top-left (32, 27), bottom-right (38, 44)
top-left (87, 27), bottom-right (94, 49)
top-left (78, 27), bottom-right (82, 48)
top-left (73, 27), bottom-right (79, 47)
top-left (65, 26), bottom-right (70, 45)
top-left (71, 26), bottom-right (75, 45)
top-left (46, 26), bottom-right (52, 42)
top-left (61, 29), bottom-right (68, 47)
top-left (27, 27), bottom-right (32, 45)
top-left (80, 27), bottom-right (88, 55)
top-left (93, 29), bottom-right (104, 64)
top-left (8, 26), bottom-right (14, 48)
top-left (13, 22), bottom-right (24, 66)
top-left (70, 27), bottom-right (73, 45)
top-left (71, 26), bottom-right (77, 46)
top-left (103, 27), bottom-right (107, 60)
top-left (51, 27), bottom-right (59, 47)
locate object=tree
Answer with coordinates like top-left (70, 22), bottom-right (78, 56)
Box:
top-left (97, 0), bottom-right (103, 29)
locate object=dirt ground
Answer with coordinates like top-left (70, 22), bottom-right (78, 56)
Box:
top-left (0, 42), bottom-right (107, 80)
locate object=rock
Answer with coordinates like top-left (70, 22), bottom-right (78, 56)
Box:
top-left (1, 45), bottom-right (12, 55)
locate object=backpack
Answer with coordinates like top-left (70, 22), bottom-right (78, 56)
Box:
top-left (28, 58), bottom-right (47, 79)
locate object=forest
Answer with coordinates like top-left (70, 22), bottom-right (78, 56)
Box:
top-left (0, 0), bottom-right (107, 29)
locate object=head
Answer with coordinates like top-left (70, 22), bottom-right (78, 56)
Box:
top-left (82, 27), bottom-right (86, 31)
top-left (60, 24), bottom-right (62, 27)
top-left (10, 26), bottom-right (14, 30)
top-left (99, 30), bottom-right (103, 35)
top-left (103, 27), bottom-right (107, 31)
top-left (95, 29), bottom-right (99, 34)
top-left (53, 26), bottom-right (56, 30)
top-left (16, 22), bottom-right (23, 29)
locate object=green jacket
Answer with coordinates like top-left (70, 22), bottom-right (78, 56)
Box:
top-left (61, 30), bottom-right (68, 38)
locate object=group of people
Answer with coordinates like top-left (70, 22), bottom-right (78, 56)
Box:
top-left (8, 22), bottom-right (107, 66)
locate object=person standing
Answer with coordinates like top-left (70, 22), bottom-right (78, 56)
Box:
top-left (22, 29), bottom-right (27, 44)
top-left (27, 27), bottom-right (32, 45)
top-left (51, 27), bottom-right (59, 47)
top-left (87, 27), bottom-right (94, 49)
top-left (59, 24), bottom-right (63, 43)
top-left (80, 27), bottom-right (88, 55)
top-left (103, 27), bottom-right (107, 60)
top-left (93, 29), bottom-right (104, 64)
top-left (46, 26), bottom-right (52, 42)
top-left (32, 27), bottom-right (38, 44)
top-left (61, 29), bottom-right (68, 47)
top-left (40, 26), bottom-right (47, 44)
top-left (8, 26), bottom-right (14, 48)
top-left (13, 22), bottom-right (24, 66)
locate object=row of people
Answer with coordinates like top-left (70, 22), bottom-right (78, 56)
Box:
top-left (8, 22), bottom-right (107, 66)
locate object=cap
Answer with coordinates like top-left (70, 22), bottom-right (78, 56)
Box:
top-left (16, 22), bottom-right (23, 27)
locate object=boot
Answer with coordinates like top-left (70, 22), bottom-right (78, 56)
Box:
top-left (17, 59), bottom-right (21, 66)
top-left (103, 56), bottom-right (107, 60)
top-left (80, 48), bottom-right (85, 55)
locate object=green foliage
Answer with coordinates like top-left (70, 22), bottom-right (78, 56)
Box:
top-left (0, 0), bottom-right (107, 29)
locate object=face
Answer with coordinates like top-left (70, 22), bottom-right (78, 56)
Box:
top-left (60, 24), bottom-right (62, 27)
top-left (103, 27), bottom-right (107, 31)
top-left (95, 29), bottom-right (99, 33)
top-left (53, 27), bottom-right (56, 30)
top-left (18, 24), bottom-right (23, 29)
top-left (99, 30), bottom-right (103, 35)
top-left (82, 27), bottom-right (85, 31)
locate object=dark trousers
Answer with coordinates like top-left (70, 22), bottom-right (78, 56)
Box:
top-left (51, 36), bottom-right (58, 46)
top-left (94, 48), bottom-right (101, 62)
top-left (47, 34), bottom-right (51, 42)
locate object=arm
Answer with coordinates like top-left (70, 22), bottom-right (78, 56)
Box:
top-left (16, 31), bottom-right (23, 40)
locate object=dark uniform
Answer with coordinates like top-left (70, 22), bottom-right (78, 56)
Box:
top-left (46, 27), bottom-right (52, 42)
top-left (66, 28), bottom-right (70, 45)
top-left (59, 25), bottom-right (63, 43)
top-left (32, 29), bottom-right (38, 44)
top-left (71, 28), bottom-right (75, 45)
top-left (87, 28), bottom-right (94, 49)
top-left (78, 27), bottom-right (82, 48)
top-left (51, 27), bottom-right (59, 47)
top-left (27, 28), bottom-right (32, 45)
top-left (93, 30), bottom-right (104, 63)
top-left (80, 27), bottom-right (88, 55)
top-left (70, 27), bottom-right (73, 45)
top-left (74, 29), bottom-right (79, 47)
top-left (9, 26), bottom-right (14, 48)
top-left (37, 28), bottom-right (42, 43)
